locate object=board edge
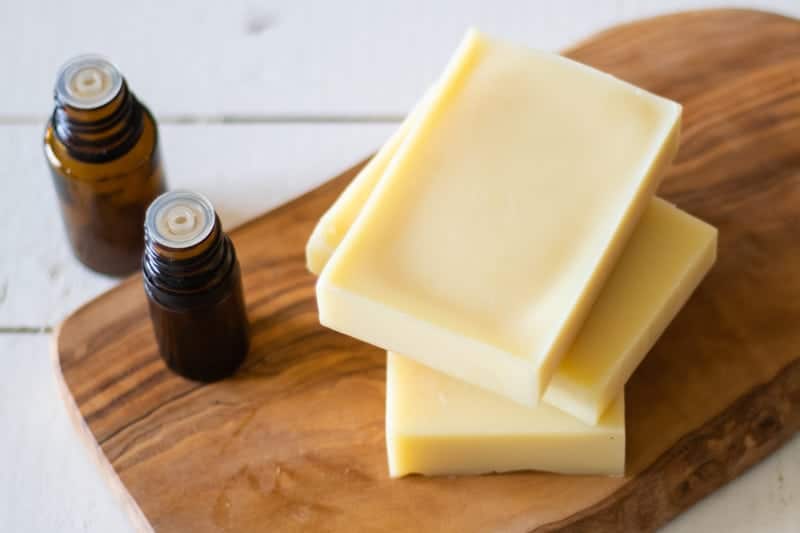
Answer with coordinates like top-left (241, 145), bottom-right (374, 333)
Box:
top-left (564, 8), bottom-right (798, 56)
top-left (535, 357), bottom-right (800, 532)
top-left (51, 321), bottom-right (155, 533)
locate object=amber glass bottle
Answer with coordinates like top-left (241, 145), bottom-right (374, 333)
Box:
top-left (44, 55), bottom-right (166, 276)
top-left (143, 191), bottom-right (250, 382)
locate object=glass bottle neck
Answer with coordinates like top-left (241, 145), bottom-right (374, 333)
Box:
top-left (143, 216), bottom-right (238, 308)
top-left (52, 81), bottom-right (145, 164)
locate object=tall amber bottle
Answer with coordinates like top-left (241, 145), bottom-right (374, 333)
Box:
top-left (143, 191), bottom-right (250, 382)
top-left (44, 55), bottom-right (166, 276)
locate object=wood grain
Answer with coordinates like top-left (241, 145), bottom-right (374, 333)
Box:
top-left (54, 9), bottom-right (800, 532)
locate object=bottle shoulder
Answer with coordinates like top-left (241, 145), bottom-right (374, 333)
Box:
top-left (44, 107), bottom-right (159, 181)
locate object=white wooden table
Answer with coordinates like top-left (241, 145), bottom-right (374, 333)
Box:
top-left (2, 1), bottom-right (799, 531)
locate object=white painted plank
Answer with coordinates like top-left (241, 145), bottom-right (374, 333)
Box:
top-left (0, 0), bottom-right (624, 117)
top-left (0, 122), bottom-right (395, 327)
top-left (3, 0), bottom-right (797, 118)
top-left (0, 334), bottom-right (136, 533)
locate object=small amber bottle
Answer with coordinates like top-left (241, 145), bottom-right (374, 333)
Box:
top-left (44, 55), bottom-right (166, 276)
top-left (143, 191), bottom-right (250, 382)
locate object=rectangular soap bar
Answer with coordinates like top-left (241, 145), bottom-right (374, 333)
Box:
top-left (544, 198), bottom-right (717, 423)
top-left (317, 29), bottom-right (682, 406)
top-left (311, 185), bottom-right (716, 425)
top-left (309, 169), bottom-right (716, 423)
top-left (386, 352), bottom-right (625, 477)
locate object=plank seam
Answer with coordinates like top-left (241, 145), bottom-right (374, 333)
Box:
top-left (0, 326), bottom-right (53, 334)
top-left (0, 114), bottom-right (405, 125)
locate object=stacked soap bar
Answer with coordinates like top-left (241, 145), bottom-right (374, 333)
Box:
top-left (307, 29), bottom-right (717, 477)
top-left (386, 353), bottom-right (625, 477)
top-left (316, 28), bottom-right (682, 405)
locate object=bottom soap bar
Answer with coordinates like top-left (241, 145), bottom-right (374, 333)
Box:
top-left (386, 353), bottom-right (625, 478)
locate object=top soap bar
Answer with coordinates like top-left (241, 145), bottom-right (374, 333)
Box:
top-left (317, 29), bottom-right (681, 406)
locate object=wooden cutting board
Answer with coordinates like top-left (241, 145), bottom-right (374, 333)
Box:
top-left (54, 9), bottom-right (800, 532)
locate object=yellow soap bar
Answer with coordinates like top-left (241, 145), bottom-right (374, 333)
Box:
top-left (544, 199), bottom-right (717, 423)
top-left (317, 29), bottom-right (681, 406)
top-left (305, 95), bottom-right (714, 425)
top-left (309, 171), bottom-right (715, 423)
top-left (386, 352), bottom-right (625, 477)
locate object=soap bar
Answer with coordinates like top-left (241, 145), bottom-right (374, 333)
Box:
top-left (317, 29), bottom-right (682, 406)
top-left (386, 352), bottom-right (625, 477)
top-left (544, 198), bottom-right (717, 423)
top-left (309, 160), bottom-right (716, 423)
top-left (309, 163), bottom-right (716, 423)
top-left (305, 104), bottom-right (715, 425)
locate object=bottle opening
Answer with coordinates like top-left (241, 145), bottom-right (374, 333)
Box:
top-left (146, 191), bottom-right (216, 249)
top-left (55, 55), bottom-right (123, 110)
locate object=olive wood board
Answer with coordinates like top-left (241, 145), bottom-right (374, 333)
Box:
top-left (54, 9), bottom-right (800, 532)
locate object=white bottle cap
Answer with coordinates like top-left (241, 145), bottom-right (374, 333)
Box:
top-left (145, 191), bottom-right (216, 249)
top-left (55, 55), bottom-right (123, 110)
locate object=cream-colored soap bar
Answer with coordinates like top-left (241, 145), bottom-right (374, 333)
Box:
top-left (544, 199), bottom-right (717, 423)
top-left (309, 164), bottom-right (716, 423)
top-left (317, 29), bottom-right (682, 406)
top-left (386, 352), bottom-right (625, 477)
top-left (309, 166), bottom-right (716, 423)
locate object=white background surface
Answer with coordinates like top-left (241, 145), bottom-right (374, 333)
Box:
top-left (1, 1), bottom-right (799, 531)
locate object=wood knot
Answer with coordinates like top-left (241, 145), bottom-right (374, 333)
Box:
top-left (670, 460), bottom-right (724, 507)
top-left (748, 407), bottom-right (782, 447)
